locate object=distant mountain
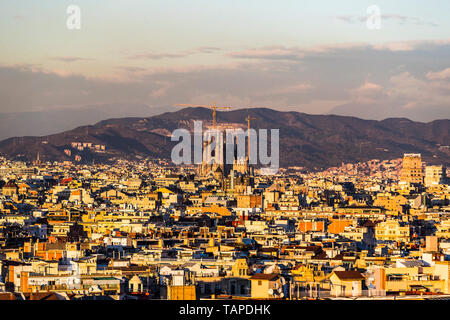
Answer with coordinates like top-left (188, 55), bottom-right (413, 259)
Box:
top-left (0, 104), bottom-right (175, 140)
top-left (328, 102), bottom-right (450, 122)
top-left (0, 107), bottom-right (448, 170)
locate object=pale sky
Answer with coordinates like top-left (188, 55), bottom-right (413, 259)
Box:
top-left (1, 0), bottom-right (449, 122)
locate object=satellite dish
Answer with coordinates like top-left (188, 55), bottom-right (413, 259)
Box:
top-left (268, 289), bottom-right (274, 295)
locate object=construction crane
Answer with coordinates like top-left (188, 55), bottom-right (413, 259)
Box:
top-left (174, 103), bottom-right (231, 128)
top-left (245, 114), bottom-right (257, 131)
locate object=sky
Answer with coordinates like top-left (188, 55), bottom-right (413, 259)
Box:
top-left (0, 0), bottom-right (449, 126)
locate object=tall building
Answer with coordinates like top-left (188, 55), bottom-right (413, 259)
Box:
top-left (424, 165), bottom-right (446, 187)
top-left (198, 126), bottom-right (232, 178)
top-left (399, 153), bottom-right (423, 184)
top-left (199, 125), bottom-right (253, 179)
top-left (200, 127), bottom-right (225, 177)
top-left (33, 152), bottom-right (41, 166)
top-left (233, 157), bottom-right (251, 175)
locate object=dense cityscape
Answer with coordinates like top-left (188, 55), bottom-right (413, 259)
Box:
top-left (0, 141), bottom-right (449, 300)
top-left (1, 2), bottom-right (450, 312)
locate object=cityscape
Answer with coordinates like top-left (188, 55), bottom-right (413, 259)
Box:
top-left (0, 110), bottom-right (449, 300)
top-left (0, 1), bottom-right (450, 310)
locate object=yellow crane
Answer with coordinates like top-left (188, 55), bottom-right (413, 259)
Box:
top-left (174, 103), bottom-right (231, 128)
top-left (245, 114), bottom-right (257, 131)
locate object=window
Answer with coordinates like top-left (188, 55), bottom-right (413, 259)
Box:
top-left (258, 281), bottom-right (262, 286)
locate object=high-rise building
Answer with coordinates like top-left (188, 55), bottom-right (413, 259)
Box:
top-left (399, 153), bottom-right (423, 184)
top-left (424, 165), bottom-right (446, 187)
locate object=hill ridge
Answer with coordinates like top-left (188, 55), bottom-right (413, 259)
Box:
top-left (0, 107), bottom-right (448, 170)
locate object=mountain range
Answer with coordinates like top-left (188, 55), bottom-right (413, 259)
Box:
top-left (0, 104), bottom-right (176, 141)
top-left (0, 107), bottom-right (448, 170)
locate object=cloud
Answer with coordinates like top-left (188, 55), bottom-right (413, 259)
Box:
top-left (372, 39), bottom-right (450, 52)
top-left (2, 38), bottom-right (450, 123)
top-left (227, 47), bottom-right (304, 61)
top-left (350, 81), bottom-right (385, 104)
top-left (427, 67), bottom-right (450, 80)
top-left (387, 71), bottom-right (450, 107)
top-left (383, 14), bottom-right (439, 27)
top-left (334, 13), bottom-right (439, 27)
top-left (116, 66), bottom-right (148, 73)
top-left (197, 46), bottom-right (222, 53)
top-left (330, 70), bottom-right (450, 120)
top-left (227, 44), bottom-right (371, 61)
top-left (128, 52), bottom-right (191, 60)
top-left (127, 47), bottom-right (222, 60)
top-left (50, 56), bottom-right (94, 63)
top-left (263, 83), bottom-right (313, 95)
top-left (227, 39), bottom-right (450, 63)
top-left (149, 81), bottom-right (174, 98)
